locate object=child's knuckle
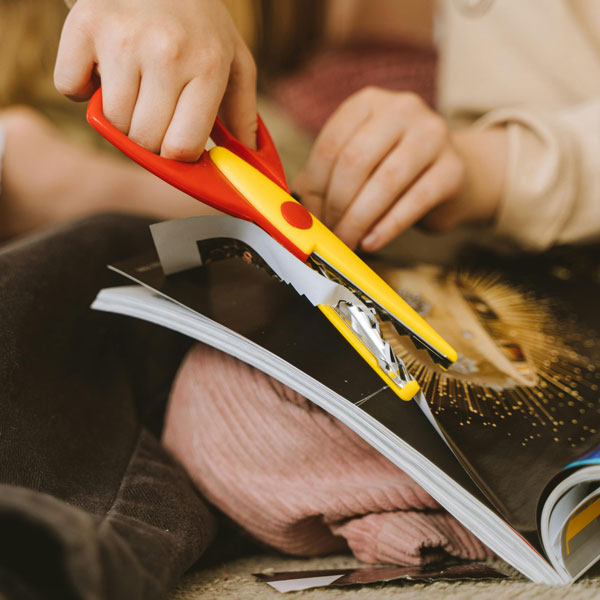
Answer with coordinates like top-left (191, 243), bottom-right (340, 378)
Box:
top-left (423, 115), bottom-right (447, 141)
top-left (111, 25), bottom-right (136, 53)
top-left (377, 164), bottom-right (401, 196)
top-left (68, 7), bottom-right (96, 38)
top-left (315, 138), bottom-right (338, 165)
top-left (130, 131), bottom-right (159, 154)
top-left (360, 85), bottom-right (382, 99)
top-left (104, 108), bottom-right (129, 132)
top-left (163, 139), bottom-right (198, 161)
top-left (151, 22), bottom-right (187, 64)
top-left (197, 45), bottom-right (228, 78)
top-left (396, 92), bottom-right (423, 112)
top-left (338, 147), bottom-right (361, 170)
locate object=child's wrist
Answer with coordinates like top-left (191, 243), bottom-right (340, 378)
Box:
top-left (451, 127), bottom-right (508, 225)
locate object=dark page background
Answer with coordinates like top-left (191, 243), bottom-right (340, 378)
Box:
top-left (403, 245), bottom-right (600, 534)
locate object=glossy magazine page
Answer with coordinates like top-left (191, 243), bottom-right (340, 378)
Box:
top-left (369, 246), bottom-right (600, 541)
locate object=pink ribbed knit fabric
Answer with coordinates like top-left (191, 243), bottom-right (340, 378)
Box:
top-left (162, 344), bottom-right (492, 565)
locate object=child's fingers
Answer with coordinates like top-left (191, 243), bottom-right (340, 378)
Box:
top-left (127, 70), bottom-right (182, 154)
top-left (299, 93), bottom-right (372, 219)
top-left (361, 150), bottom-right (465, 251)
top-left (54, 15), bottom-right (97, 101)
top-left (324, 116), bottom-right (404, 229)
top-left (291, 172), bottom-right (327, 221)
top-left (218, 44), bottom-right (258, 150)
top-left (324, 116), bottom-right (404, 230)
top-left (161, 72), bottom-right (229, 161)
top-left (333, 125), bottom-right (444, 249)
top-left (99, 60), bottom-right (141, 134)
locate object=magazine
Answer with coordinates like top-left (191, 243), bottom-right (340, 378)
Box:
top-left (92, 216), bottom-right (600, 584)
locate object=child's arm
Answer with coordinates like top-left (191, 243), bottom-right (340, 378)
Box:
top-left (293, 87), bottom-right (507, 252)
top-left (54, 0), bottom-right (257, 161)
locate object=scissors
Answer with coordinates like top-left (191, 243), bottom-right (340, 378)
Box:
top-left (87, 88), bottom-right (456, 400)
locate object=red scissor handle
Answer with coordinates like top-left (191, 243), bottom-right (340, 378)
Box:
top-left (86, 88), bottom-right (289, 222)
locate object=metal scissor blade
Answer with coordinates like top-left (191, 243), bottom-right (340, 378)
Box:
top-left (334, 300), bottom-right (414, 391)
top-left (307, 253), bottom-right (453, 370)
top-left (150, 215), bottom-right (417, 395)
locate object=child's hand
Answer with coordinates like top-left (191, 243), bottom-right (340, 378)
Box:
top-left (294, 87), bottom-right (505, 251)
top-left (54, 0), bottom-right (257, 161)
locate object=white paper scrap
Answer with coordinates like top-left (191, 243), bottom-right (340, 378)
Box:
top-left (266, 574), bottom-right (345, 593)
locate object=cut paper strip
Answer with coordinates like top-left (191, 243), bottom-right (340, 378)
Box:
top-left (254, 563), bottom-right (508, 592)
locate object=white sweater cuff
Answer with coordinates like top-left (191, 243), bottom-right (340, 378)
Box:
top-left (473, 108), bottom-right (577, 251)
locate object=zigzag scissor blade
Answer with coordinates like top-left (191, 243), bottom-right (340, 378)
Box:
top-left (387, 318), bottom-right (452, 370)
top-left (308, 253), bottom-right (452, 370)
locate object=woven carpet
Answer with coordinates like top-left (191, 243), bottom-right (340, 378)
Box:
top-left (169, 553), bottom-right (600, 599)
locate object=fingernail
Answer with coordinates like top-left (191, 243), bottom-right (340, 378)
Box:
top-left (362, 231), bottom-right (379, 250)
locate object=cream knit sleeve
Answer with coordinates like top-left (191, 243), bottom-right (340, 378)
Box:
top-left (475, 102), bottom-right (600, 251)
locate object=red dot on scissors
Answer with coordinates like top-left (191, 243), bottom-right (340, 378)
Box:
top-left (280, 201), bottom-right (313, 230)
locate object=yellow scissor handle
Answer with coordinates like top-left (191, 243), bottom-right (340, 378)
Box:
top-left (210, 146), bottom-right (457, 370)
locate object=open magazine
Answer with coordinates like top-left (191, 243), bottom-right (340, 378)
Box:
top-left (92, 216), bottom-right (600, 585)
